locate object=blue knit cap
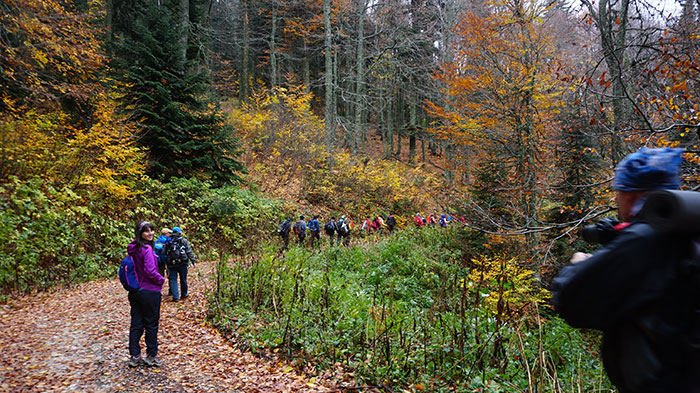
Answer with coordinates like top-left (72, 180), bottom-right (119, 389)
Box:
top-left (172, 226), bottom-right (182, 233)
top-left (613, 148), bottom-right (683, 191)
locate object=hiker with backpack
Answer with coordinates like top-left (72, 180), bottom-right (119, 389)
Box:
top-left (386, 214), bottom-right (397, 234)
top-left (165, 227), bottom-right (196, 302)
top-left (126, 221), bottom-right (165, 367)
top-left (293, 215), bottom-right (307, 245)
top-left (278, 217), bottom-right (292, 250)
top-left (552, 148), bottom-right (700, 392)
top-left (414, 213), bottom-right (425, 227)
top-left (438, 214), bottom-right (448, 228)
top-left (361, 215), bottom-right (372, 236)
top-left (154, 228), bottom-right (172, 295)
top-left (372, 215), bottom-right (384, 234)
top-left (308, 215), bottom-right (321, 248)
top-left (324, 217), bottom-right (336, 246)
top-left (336, 215), bottom-right (350, 246)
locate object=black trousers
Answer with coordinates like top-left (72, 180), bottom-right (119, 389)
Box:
top-left (128, 289), bottom-right (162, 358)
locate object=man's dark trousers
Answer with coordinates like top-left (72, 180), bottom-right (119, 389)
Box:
top-left (168, 263), bottom-right (189, 300)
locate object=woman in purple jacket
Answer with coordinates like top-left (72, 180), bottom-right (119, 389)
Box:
top-left (127, 221), bottom-right (165, 367)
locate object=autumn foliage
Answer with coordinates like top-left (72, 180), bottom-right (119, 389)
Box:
top-left (228, 87), bottom-right (444, 215)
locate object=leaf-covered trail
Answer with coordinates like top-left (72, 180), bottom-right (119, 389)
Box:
top-left (0, 261), bottom-right (346, 393)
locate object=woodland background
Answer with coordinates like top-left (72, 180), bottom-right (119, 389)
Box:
top-left (1, 0), bottom-right (699, 391)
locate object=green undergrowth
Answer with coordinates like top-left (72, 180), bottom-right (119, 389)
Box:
top-left (210, 228), bottom-right (612, 392)
top-left (0, 176), bottom-right (281, 293)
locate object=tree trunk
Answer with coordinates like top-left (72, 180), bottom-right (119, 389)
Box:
top-left (324, 0), bottom-right (335, 153)
top-left (409, 90), bottom-right (417, 164)
top-left (395, 93), bottom-right (403, 159)
top-left (583, 0), bottom-right (631, 163)
top-left (353, 0), bottom-right (367, 154)
top-left (239, 0), bottom-right (250, 103)
top-left (303, 39), bottom-right (310, 94)
top-left (270, 0), bottom-right (278, 88)
top-left (179, 0), bottom-right (189, 64)
top-left (386, 83), bottom-right (395, 159)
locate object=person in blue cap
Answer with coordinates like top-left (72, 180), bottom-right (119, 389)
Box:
top-left (552, 148), bottom-right (699, 392)
top-left (167, 226), bottom-right (197, 302)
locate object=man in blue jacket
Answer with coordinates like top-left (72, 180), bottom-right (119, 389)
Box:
top-left (552, 148), bottom-right (699, 392)
top-left (154, 228), bottom-right (172, 295)
top-left (308, 215), bottom-right (320, 248)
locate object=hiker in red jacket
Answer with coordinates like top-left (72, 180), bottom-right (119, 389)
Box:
top-left (414, 213), bottom-right (425, 227)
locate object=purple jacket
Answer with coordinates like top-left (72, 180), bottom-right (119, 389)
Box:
top-left (127, 241), bottom-right (165, 292)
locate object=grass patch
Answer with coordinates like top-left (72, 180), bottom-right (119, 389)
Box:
top-left (211, 228), bottom-right (612, 392)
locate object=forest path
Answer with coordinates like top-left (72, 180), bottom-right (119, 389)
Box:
top-left (0, 261), bottom-right (344, 393)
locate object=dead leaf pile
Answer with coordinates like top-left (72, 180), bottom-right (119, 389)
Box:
top-left (0, 261), bottom-right (358, 393)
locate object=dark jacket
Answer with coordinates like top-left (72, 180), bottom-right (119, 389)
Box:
top-left (325, 220), bottom-right (336, 236)
top-left (552, 218), bottom-right (699, 393)
top-left (170, 233), bottom-right (197, 265)
top-left (127, 241), bottom-right (164, 292)
top-left (279, 219), bottom-right (291, 238)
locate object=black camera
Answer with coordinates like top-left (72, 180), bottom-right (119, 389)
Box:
top-left (580, 218), bottom-right (623, 245)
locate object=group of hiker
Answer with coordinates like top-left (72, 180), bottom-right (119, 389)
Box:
top-left (278, 213), bottom-right (400, 250)
top-left (122, 222), bottom-right (198, 368)
top-left (413, 212), bottom-right (465, 228)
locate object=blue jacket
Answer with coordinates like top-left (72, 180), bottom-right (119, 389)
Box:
top-left (154, 235), bottom-right (172, 266)
top-left (308, 219), bottom-right (320, 232)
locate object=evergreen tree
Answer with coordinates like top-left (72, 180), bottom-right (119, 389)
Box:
top-left (110, 0), bottom-right (245, 184)
top-left (552, 113), bottom-right (604, 224)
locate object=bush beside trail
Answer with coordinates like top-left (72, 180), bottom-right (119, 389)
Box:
top-left (0, 177), bottom-right (282, 294)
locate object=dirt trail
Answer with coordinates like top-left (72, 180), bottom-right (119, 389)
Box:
top-left (0, 261), bottom-right (345, 393)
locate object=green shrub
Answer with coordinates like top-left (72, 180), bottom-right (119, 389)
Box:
top-left (0, 176), bottom-right (127, 291)
top-left (212, 228), bottom-right (613, 392)
top-left (0, 175), bottom-right (283, 293)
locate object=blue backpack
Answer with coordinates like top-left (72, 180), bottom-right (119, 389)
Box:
top-left (118, 256), bottom-right (140, 291)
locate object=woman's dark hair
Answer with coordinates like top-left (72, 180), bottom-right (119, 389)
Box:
top-left (134, 221), bottom-right (155, 250)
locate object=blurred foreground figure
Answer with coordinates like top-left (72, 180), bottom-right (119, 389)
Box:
top-left (552, 148), bottom-right (700, 393)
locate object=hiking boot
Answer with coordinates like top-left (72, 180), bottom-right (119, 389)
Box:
top-left (128, 356), bottom-right (143, 368)
top-left (144, 356), bottom-right (163, 367)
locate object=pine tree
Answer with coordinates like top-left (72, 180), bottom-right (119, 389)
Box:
top-left (110, 0), bottom-right (245, 184)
